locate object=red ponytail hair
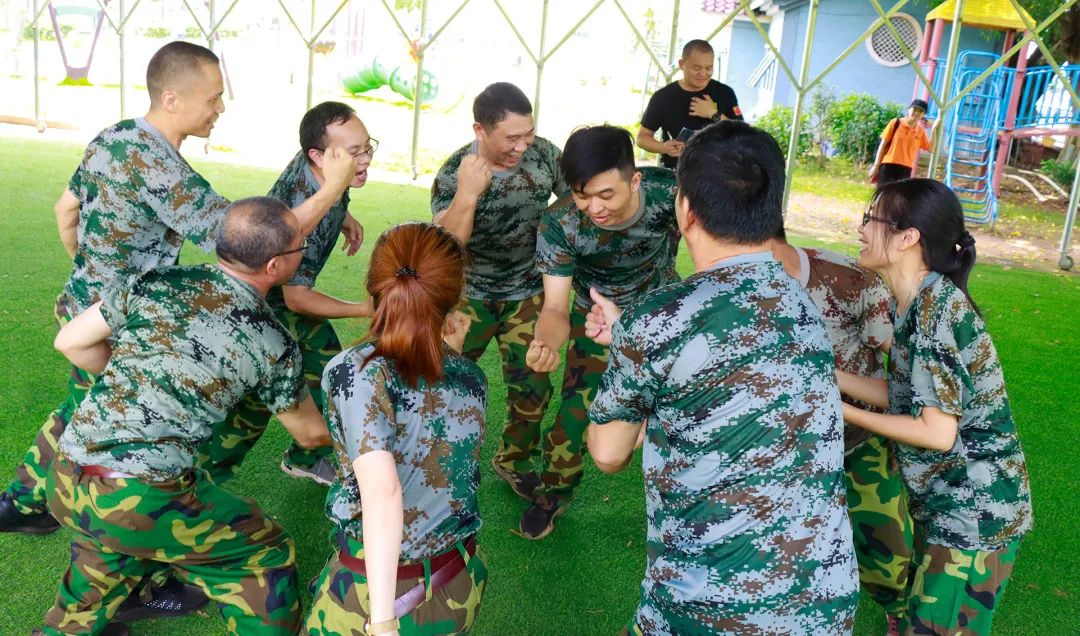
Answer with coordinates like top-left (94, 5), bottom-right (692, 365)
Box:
top-left (363, 222), bottom-right (466, 388)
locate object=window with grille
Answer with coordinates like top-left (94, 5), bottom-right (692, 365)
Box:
top-left (866, 14), bottom-right (922, 68)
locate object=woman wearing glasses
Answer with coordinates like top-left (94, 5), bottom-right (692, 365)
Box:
top-left (306, 222), bottom-right (487, 636)
top-left (838, 179), bottom-right (1032, 636)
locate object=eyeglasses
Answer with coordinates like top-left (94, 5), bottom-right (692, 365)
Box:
top-left (276, 237), bottom-right (308, 257)
top-left (314, 138), bottom-right (379, 161)
top-left (861, 209), bottom-right (898, 228)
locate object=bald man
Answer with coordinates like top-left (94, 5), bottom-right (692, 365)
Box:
top-left (36, 197), bottom-right (327, 636)
top-left (0, 41), bottom-right (355, 538)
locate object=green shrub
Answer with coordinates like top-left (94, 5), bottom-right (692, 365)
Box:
top-left (142, 27), bottom-right (170, 39)
top-left (756, 105), bottom-right (812, 160)
top-left (827, 93), bottom-right (903, 165)
top-left (1040, 158), bottom-right (1077, 187)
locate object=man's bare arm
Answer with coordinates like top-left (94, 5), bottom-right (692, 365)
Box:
top-left (55, 189), bottom-right (80, 259)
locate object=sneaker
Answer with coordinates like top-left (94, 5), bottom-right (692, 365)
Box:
top-left (886, 614), bottom-right (901, 636)
top-left (491, 458), bottom-right (541, 500)
top-left (0, 491), bottom-right (60, 535)
top-left (33, 625), bottom-right (127, 636)
top-left (114, 577), bottom-right (208, 622)
top-left (519, 497), bottom-right (568, 540)
top-left (280, 455), bottom-right (336, 486)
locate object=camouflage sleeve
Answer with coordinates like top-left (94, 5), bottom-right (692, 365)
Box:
top-left (96, 281), bottom-right (133, 334)
top-left (535, 207), bottom-right (575, 278)
top-left (858, 273), bottom-right (894, 351)
top-left (339, 362), bottom-right (397, 459)
top-left (548, 143), bottom-right (570, 199)
top-left (908, 305), bottom-right (967, 418)
top-left (256, 343), bottom-right (310, 415)
top-left (285, 241), bottom-right (321, 288)
top-left (68, 165), bottom-right (84, 198)
top-left (430, 161), bottom-right (457, 216)
top-left (148, 167), bottom-right (230, 253)
top-left (587, 315), bottom-right (658, 425)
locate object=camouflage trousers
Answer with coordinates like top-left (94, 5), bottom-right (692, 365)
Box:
top-left (305, 535), bottom-right (487, 635)
top-left (196, 307), bottom-right (340, 483)
top-left (900, 538), bottom-right (1021, 636)
top-left (42, 456), bottom-right (301, 635)
top-left (844, 434), bottom-right (914, 616)
top-left (4, 296), bottom-right (93, 514)
top-left (459, 293), bottom-right (553, 475)
top-left (538, 307), bottom-right (608, 505)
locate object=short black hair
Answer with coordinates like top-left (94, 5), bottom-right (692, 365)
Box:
top-left (300, 101), bottom-right (357, 163)
top-left (676, 120), bottom-right (784, 245)
top-left (681, 39), bottom-right (714, 59)
top-left (560, 125), bottom-right (636, 192)
top-left (146, 41), bottom-right (219, 105)
top-left (473, 82), bottom-right (532, 130)
top-left (216, 197), bottom-right (296, 271)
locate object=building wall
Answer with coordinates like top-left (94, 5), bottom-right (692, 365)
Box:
top-left (725, 19), bottom-right (767, 115)
top-left (753, 0), bottom-right (1005, 113)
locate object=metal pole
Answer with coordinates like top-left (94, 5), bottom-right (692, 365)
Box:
top-left (1059, 158), bottom-right (1080, 270)
top-left (119, 0), bottom-right (126, 118)
top-left (305, 0), bottom-right (315, 109)
top-left (782, 0), bottom-right (818, 215)
top-left (32, 0), bottom-right (41, 125)
top-left (667, 0), bottom-right (680, 68)
top-left (534, 0), bottom-right (549, 128)
top-left (208, 0), bottom-right (216, 51)
top-left (926, 0), bottom-right (964, 179)
top-left (410, 0), bottom-right (428, 179)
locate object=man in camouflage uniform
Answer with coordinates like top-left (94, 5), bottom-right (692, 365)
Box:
top-left (432, 82), bottom-right (567, 500)
top-left (0, 41), bottom-right (355, 537)
top-left (585, 121), bottom-right (858, 634)
top-left (769, 231), bottom-right (914, 630)
top-left (36, 197), bottom-right (332, 636)
top-left (523, 125), bottom-right (679, 539)
top-left (200, 101), bottom-right (375, 486)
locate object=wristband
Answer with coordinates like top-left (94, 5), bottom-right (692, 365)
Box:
top-left (365, 618), bottom-right (400, 635)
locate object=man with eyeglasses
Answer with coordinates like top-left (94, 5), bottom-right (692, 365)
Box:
top-left (200, 101), bottom-right (377, 487)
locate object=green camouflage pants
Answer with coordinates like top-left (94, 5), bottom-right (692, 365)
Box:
top-left (305, 536), bottom-right (487, 635)
top-left (900, 538), bottom-right (1021, 636)
top-left (538, 307), bottom-right (608, 504)
top-left (4, 296), bottom-right (93, 514)
top-left (43, 456), bottom-right (301, 635)
top-left (844, 434), bottom-right (914, 616)
top-left (459, 294), bottom-right (553, 475)
top-left (196, 307), bottom-right (339, 483)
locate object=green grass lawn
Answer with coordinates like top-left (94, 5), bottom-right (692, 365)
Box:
top-left (0, 136), bottom-right (1077, 635)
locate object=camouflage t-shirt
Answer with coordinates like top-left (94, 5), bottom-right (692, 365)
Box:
top-left (797, 247), bottom-right (893, 451)
top-left (536, 167), bottom-right (680, 310)
top-left (322, 343), bottom-right (487, 560)
top-left (59, 265), bottom-right (307, 481)
top-left (888, 272), bottom-right (1033, 551)
top-left (430, 138), bottom-right (567, 301)
top-left (65, 118), bottom-right (230, 314)
top-left (588, 252), bottom-right (858, 635)
top-left (266, 150), bottom-right (351, 309)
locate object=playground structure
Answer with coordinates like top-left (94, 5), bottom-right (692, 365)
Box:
top-left (915, 0), bottom-right (1080, 228)
top-left (7, 0), bottom-right (1080, 270)
top-left (340, 56), bottom-right (439, 104)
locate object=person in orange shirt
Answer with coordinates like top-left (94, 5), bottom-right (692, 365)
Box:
top-left (870, 99), bottom-right (931, 185)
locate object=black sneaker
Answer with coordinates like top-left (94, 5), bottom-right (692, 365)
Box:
top-left (280, 455), bottom-right (336, 486)
top-left (114, 577), bottom-right (209, 622)
top-left (519, 497), bottom-right (567, 540)
top-left (0, 491), bottom-right (60, 534)
top-left (491, 458), bottom-right (541, 500)
top-left (33, 625), bottom-right (127, 636)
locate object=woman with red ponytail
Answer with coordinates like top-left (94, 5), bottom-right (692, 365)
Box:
top-left (306, 222), bottom-right (487, 636)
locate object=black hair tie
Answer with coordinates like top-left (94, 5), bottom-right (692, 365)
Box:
top-left (957, 232), bottom-right (976, 249)
top-left (396, 265), bottom-right (417, 278)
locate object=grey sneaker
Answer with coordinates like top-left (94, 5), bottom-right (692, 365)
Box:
top-left (280, 455), bottom-right (336, 486)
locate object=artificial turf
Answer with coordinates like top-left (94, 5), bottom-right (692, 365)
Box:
top-left (0, 136), bottom-right (1076, 635)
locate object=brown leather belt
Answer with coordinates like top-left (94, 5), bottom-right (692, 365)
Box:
top-left (338, 537), bottom-right (476, 618)
top-left (78, 464), bottom-right (136, 479)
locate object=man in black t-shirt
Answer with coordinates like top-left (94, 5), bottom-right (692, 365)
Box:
top-left (637, 39), bottom-right (743, 169)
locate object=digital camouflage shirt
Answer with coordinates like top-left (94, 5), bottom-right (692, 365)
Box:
top-left (322, 343), bottom-right (487, 560)
top-left (588, 252), bottom-right (858, 635)
top-left (430, 138), bottom-right (566, 301)
top-left (536, 167), bottom-right (680, 311)
top-left (64, 118), bottom-right (230, 314)
top-left (265, 151), bottom-right (351, 309)
top-left (59, 265), bottom-right (307, 481)
top-left (888, 272), bottom-right (1032, 551)
top-left (796, 247), bottom-right (894, 451)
